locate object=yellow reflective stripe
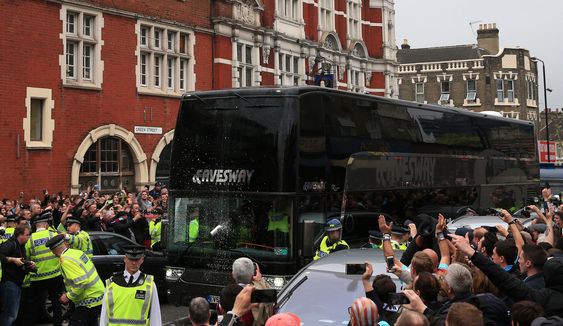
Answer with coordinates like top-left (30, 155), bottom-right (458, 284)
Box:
top-left (81, 275), bottom-right (101, 289)
top-left (108, 287), bottom-right (115, 319)
top-left (32, 248), bottom-right (52, 255)
top-left (139, 284), bottom-right (151, 320)
top-left (71, 266), bottom-right (96, 283)
top-left (34, 255), bottom-right (59, 262)
top-left (108, 318), bottom-right (146, 325)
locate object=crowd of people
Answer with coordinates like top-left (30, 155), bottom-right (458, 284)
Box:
top-left (2, 184), bottom-right (563, 326)
top-left (0, 185), bottom-right (166, 325)
top-left (184, 193), bottom-right (563, 326)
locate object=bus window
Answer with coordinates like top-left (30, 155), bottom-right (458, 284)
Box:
top-left (408, 108), bottom-right (484, 149)
top-left (170, 196), bottom-right (293, 259)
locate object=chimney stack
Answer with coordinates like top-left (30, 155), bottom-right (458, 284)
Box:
top-left (477, 23), bottom-right (499, 54)
top-left (401, 39), bottom-right (410, 50)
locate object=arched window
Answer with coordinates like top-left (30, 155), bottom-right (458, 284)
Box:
top-left (155, 142), bottom-right (172, 185)
top-left (323, 34), bottom-right (339, 51)
top-left (352, 43), bottom-right (366, 58)
top-left (79, 137), bottom-right (135, 192)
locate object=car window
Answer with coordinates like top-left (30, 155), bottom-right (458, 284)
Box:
top-left (91, 238), bottom-right (107, 256)
top-left (98, 234), bottom-right (134, 255)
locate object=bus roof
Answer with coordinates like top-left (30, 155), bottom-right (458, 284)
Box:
top-left (181, 86), bottom-right (534, 127)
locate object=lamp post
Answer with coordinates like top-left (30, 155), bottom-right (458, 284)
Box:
top-left (532, 57), bottom-right (551, 163)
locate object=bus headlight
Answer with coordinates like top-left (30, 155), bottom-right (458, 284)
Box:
top-left (166, 267), bottom-right (185, 282)
top-left (263, 276), bottom-right (286, 289)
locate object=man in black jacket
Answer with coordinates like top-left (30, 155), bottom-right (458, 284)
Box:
top-left (519, 244), bottom-right (547, 289)
top-left (451, 233), bottom-right (563, 317)
top-left (0, 225), bottom-right (34, 325)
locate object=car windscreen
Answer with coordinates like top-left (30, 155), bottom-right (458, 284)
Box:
top-left (278, 269), bottom-right (401, 325)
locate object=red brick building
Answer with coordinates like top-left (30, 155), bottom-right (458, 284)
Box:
top-left (0, 0), bottom-right (397, 198)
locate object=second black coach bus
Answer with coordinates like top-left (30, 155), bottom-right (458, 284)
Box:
top-left (164, 86), bottom-right (539, 306)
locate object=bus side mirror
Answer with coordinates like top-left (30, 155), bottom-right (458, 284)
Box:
top-left (301, 220), bottom-right (317, 258)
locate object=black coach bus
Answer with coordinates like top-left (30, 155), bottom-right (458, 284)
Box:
top-left (164, 86), bottom-right (539, 306)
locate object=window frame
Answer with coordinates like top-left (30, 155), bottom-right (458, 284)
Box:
top-left (319, 0), bottom-right (334, 31)
top-left (347, 0), bottom-right (362, 40)
top-left (415, 82), bottom-right (425, 103)
top-left (137, 21), bottom-right (194, 96)
top-left (61, 5), bottom-right (103, 88)
top-left (235, 42), bottom-right (256, 87)
top-left (23, 87), bottom-right (55, 149)
top-left (466, 79), bottom-right (477, 101)
top-left (440, 81), bottom-right (451, 102)
top-left (278, 52), bottom-right (301, 86)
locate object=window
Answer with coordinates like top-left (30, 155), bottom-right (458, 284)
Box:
top-left (140, 27), bottom-right (148, 46)
top-left (79, 137), bottom-right (135, 192)
top-left (415, 82), bottom-right (424, 103)
top-left (350, 69), bottom-right (363, 93)
top-left (167, 31), bottom-right (175, 51)
top-left (30, 99), bottom-right (44, 141)
top-left (278, 0), bottom-right (299, 20)
top-left (496, 79), bottom-right (504, 102)
top-left (496, 78), bottom-right (516, 103)
top-left (24, 87), bottom-right (55, 149)
top-left (138, 22), bottom-right (193, 95)
top-left (140, 54), bottom-right (148, 86)
top-left (66, 42), bottom-right (77, 78)
top-left (527, 79), bottom-right (534, 100)
top-left (466, 80), bottom-right (477, 101)
top-left (278, 53), bottom-right (301, 86)
top-left (507, 80), bottom-right (515, 103)
top-left (440, 81), bottom-right (450, 102)
top-left (319, 0), bottom-right (334, 31)
top-left (62, 6), bottom-right (103, 88)
top-left (236, 43), bottom-right (255, 87)
top-left (154, 55), bottom-right (161, 87)
top-left (347, 0), bottom-right (361, 40)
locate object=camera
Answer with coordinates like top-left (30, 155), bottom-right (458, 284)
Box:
top-left (388, 293), bottom-right (410, 305)
top-left (22, 260), bottom-right (37, 273)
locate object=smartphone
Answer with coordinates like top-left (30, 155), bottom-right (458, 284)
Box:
top-left (386, 256), bottom-right (394, 270)
top-left (251, 289), bottom-right (277, 303)
top-left (345, 263), bottom-right (366, 275)
top-left (487, 208), bottom-right (503, 217)
top-left (388, 293), bottom-right (410, 305)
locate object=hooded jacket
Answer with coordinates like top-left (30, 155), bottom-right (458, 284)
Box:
top-left (471, 252), bottom-right (563, 317)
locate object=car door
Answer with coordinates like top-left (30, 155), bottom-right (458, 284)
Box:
top-left (91, 233), bottom-right (132, 281)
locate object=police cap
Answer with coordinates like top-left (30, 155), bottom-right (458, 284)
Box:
top-left (33, 211), bottom-right (53, 224)
top-left (45, 234), bottom-right (66, 250)
top-left (65, 218), bottom-right (82, 226)
top-left (391, 225), bottom-right (410, 236)
top-left (6, 214), bottom-right (18, 223)
top-left (368, 230), bottom-right (384, 241)
top-left (325, 218), bottom-right (342, 231)
top-left (123, 245), bottom-right (145, 260)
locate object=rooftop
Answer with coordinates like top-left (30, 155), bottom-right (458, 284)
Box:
top-left (397, 44), bottom-right (490, 64)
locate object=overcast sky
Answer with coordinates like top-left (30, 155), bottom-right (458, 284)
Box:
top-left (395, 0), bottom-right (563, 110)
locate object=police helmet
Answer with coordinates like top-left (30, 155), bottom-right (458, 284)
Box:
top-left (325, 218), bottom-right (343, 232)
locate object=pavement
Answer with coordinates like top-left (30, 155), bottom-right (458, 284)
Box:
top-left (38, 304), bottom-right (190, 326)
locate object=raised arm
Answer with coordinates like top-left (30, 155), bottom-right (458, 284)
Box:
top-left (544, 205), bottom-right (555, 246)
top-left (378, 215), bottom-right (403, 268)
top-left (501, 209), bottom-right (524, 254)
top-left (436, 214), bottom-right (450, 266)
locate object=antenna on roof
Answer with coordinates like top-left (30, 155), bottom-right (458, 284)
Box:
top-left (469, 20), bottom-right (482, 36)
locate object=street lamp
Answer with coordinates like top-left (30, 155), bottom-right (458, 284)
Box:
top-left (532, 57), bottom-right (551, 163)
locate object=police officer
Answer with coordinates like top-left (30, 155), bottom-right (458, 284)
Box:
top-left (100, 245), bottom-right (162, 326)
top-left (314, 218), bottom-right (349, 260)
top-left (364, 229), bottom-right (408, 250)
top-left (45, 234), bottom-right (105, 326)
top-left (0, 214), bottom-right (18, 244)
top-left (64, 218), bottom-right (93, 259)
top-left (25, 211), bottom-right (64, 326)
top-left (188, 207), bottom-right (200, 243)
top-left (148, 208), bottom-right (162, 250)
